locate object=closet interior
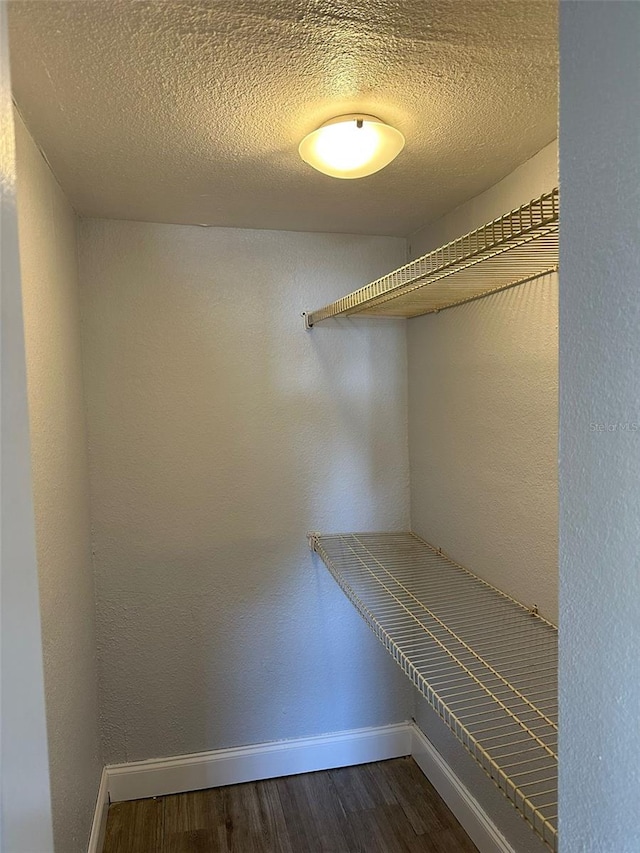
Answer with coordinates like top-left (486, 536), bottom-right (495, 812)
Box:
top-left (4, 2), bottom-right (561, 853)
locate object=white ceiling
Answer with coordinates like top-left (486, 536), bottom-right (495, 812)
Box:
top-left (8, 0), bottom-right (557, 237)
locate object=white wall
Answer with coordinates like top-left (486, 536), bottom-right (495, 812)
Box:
top-left (559, 3), bottom-right (640, 850)
top-left (408, 142), bottom-right (557, 853)
top-left (78, 219), bottom-right (413, 764)
top-left (14, 113), bottom-right (102, 853)
top-left (0, 5), bottom-right (54, 849)
top-left (408, 141), bottom-right (558, 624)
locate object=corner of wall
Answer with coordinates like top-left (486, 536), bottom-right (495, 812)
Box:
top-left (14, 106), bottom-right (103, 853)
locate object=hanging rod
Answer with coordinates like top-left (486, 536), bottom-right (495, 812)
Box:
top-left (303, 188), bottom-right (559, 328)
top-left (310, 531), bottom-right (558, 851)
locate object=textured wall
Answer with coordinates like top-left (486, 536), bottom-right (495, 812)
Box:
top-left (408, 143), bottom-right (557, 852)
top-left (559, 4), bottom-right (640, 850)
top-left (0, 10), bottom-right (54, 851)
top-left (78, 220), bottom-right (413, 764)
top-left (408, 141), bottom-right (558, 623)
top-left (15, 114), bottom-right (102, 853)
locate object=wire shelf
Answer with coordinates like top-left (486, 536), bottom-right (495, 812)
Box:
top-left (304, 188), bottom-right (558, 327)
top-left (310, 531), bottom-right (558, 851)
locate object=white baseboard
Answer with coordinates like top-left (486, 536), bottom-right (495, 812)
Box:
top-left (98, 721), bottom-right (513, 853)
top-left (411, 725), bottom-right (514, 853)
top-left (106, 722), bottom-right (412, 803)
top-left (87, 768), bottom-right (109, 853)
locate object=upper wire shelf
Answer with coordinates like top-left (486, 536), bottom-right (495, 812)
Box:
top-left (304, 188), bottom-right (559, 328)
top-left (310, 531), bottom-right (558, 851)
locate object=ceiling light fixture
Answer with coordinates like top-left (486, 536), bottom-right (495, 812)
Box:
top-left (299, 114), bottom-right (405, 179)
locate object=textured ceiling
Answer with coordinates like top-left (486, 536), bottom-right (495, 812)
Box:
top-left (8, 0), bottom-right (557, 236)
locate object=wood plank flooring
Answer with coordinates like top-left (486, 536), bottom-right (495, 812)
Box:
top-left (103, 757), bottom-right (478, 853)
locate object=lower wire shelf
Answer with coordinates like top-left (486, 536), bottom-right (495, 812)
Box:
top-left (310, 532), bottom-right (558, 851)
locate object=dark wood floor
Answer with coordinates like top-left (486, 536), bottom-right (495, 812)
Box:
top-left (103, 758), bottom-right (478, 853)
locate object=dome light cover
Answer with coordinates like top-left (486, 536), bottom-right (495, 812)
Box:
top-left (299, 114), bottom-right (405, 179)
